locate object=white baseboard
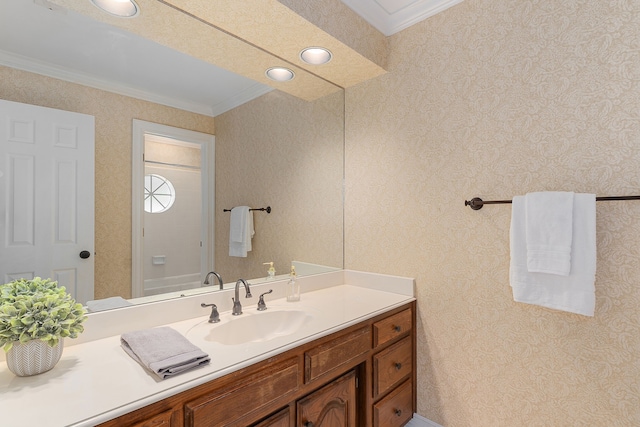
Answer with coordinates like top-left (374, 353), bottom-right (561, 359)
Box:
top-left (407, 413), bottom-right (444, 427)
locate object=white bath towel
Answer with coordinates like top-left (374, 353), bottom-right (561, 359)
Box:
top-left (510, 193), bottom-right (596, 316)
top-left (525, 191), bottom-right (574, 276)
top-left (229, 206), bottom-right (254, 257)
top-left (121, 327), bottom-right (210, 379)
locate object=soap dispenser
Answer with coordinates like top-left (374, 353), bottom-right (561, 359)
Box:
top-left (286, 265), bottom-right (300, 302)
top-left (263, 262), bottom-right (276, 280)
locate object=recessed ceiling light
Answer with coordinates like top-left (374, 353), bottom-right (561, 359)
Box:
top-left (299, 47), bottom-right (332, 65)
top-left (91, 0), bottom-right (139, 17)
top-left (265, 67), bottom-right (295, 82)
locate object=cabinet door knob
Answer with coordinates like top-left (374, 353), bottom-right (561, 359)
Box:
top-left (393, 325), bottom-right (402, 332)
top-left (395, 408), bottom-right (402, 417)
top-left (395, 362), bottom-right (402, 371)
top-left (304, 422), bottom-right (314, 427)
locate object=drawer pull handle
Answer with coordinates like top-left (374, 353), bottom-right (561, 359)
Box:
top-left (393, 325), bottom-right (402, 332)
top-left (395, 409), bottom-right (402, 417)
top-left (395, 362), bottom-right (402, 371)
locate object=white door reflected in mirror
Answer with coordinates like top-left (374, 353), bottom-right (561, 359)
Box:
top-left (132, 120), bottom-right (215, 299)
top-left (0, 100), bottom-right (95, 304)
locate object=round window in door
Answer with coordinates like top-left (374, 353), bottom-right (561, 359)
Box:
top-left (144, 174), bottom-right (176, 213)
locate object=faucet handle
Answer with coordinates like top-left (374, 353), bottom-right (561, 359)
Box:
top-left (201, 303), bottom-right (220, 323)
top-left (232, 297), bottom-right (242, 316)
top-left (257, 289), bottom-right (273, 311)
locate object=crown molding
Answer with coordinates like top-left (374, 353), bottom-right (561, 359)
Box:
top-left (341, 0), bottom-right (464, 36)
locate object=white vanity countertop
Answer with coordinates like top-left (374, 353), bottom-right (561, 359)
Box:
top-left (0, 272), bottom-right (414, 427)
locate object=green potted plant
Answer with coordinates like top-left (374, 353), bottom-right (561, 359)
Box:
top-left (0, 277), bottom-right (87, 376)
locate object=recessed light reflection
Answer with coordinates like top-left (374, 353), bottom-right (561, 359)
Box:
top-left (299, 47), bottom-right (332, 65)
top-left (265, 67), bottom-right (295, 82)
top-left (91, 0), bottom-right (139, 17)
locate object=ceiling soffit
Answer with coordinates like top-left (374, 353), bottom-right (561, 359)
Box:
top-left (278, 0), bottom-right (389, 71)
top-left (49, 0), bottom-right (343, 101)
top-left (160, 0), bottom-right (387, 89)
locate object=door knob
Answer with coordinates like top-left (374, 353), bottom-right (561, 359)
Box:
top-left (79, 250), bottom-right (91, 259)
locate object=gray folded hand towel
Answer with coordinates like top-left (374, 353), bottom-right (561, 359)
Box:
top-left (121, 327), bottom-right (210, 379)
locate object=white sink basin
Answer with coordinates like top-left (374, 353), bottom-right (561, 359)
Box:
top-left (193, 309), bottom-right (313, 346)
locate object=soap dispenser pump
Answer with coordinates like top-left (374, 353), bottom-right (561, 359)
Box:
top-left (286, 265), bottom-right (300, 302)
top-left (263, 262), bottom-right (276, 280)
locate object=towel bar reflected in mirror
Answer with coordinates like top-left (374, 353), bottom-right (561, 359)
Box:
top-left (465, 196), bottom-right (640, 210)
top-left (223, 206), bottom-right (271, 213)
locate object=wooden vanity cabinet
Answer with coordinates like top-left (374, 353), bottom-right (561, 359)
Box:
top-left (129, 409), bottom-right (173, 427)
top-left (373, 336), bottom-right (412, 398)
top-left (98, 301), bottom-right (415, 427)
top-left (251, 407), bottom-right (291, 427)
top-left (297, 370), bottom-right (357, 427)
top-left (373, 380), bottom-right (413, 427)
top-left (184, 357), bottom-right (300, 426)
top-left (369, 308), bottom-right (415, 427)
top-left (304, 327), bottom-right (370, 382)
top-left (373, 308), bottom-right (412, 348)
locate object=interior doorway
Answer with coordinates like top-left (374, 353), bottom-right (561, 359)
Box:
top-left (131, 120), bottom-right (214, 299)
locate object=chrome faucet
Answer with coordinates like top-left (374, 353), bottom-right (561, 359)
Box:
top-left (232, 279), bottom-right (252, 315)
top-left (204, 271), bottom-right (224, 290)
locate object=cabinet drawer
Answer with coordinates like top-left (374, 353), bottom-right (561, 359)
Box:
top-left (131, 409), bottom-right (172, 427)
top-left (184, 358), bottom-right (299, 427)
top-left (373, 309), bottom-right (412, 348)
top-left (305, 326), bottom-right (371, 382)
top-left (373, 336), bottom-right (412, 398)
top-left (373, 380), bottom-right (412, 427)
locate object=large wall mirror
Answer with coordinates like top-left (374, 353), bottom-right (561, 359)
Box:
top-left (0, 0), bottom-right (344, 310)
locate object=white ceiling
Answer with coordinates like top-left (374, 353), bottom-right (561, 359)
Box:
top-left (0, 0), bottom-right (461, 117)
top-left (341, 0), bottom-right (464, 36)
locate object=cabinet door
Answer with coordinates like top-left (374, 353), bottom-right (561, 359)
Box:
top-left (252, 407), bottom-right (291, 427)
top-left (297, 371), bottom-right (357, 427)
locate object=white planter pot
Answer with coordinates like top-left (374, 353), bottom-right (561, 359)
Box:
top-left (6, 339), bottom-right (64, 377)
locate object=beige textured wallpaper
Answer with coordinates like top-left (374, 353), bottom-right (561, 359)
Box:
top-left (345, 0), bottom-right (640, 425)
top-left (0, 66), bottom-right (214, 299)
top-left (214, 89), bottom-right (344, 281)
